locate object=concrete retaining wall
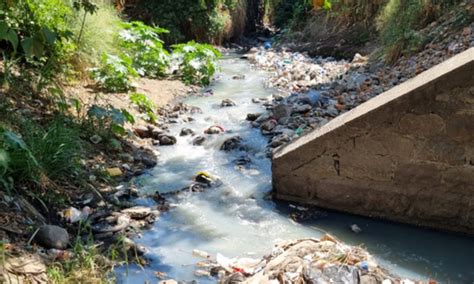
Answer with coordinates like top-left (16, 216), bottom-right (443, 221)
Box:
top-left (272, 48), bottom-right (474, 234)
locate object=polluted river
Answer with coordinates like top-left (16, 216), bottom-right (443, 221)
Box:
top-left (116, 54), bottom-right (474, 283)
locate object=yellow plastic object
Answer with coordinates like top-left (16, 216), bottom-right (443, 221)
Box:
top-left (107, 167), bottom-right (123, 177)
top-left (196, 171), bottom-right (211, 178)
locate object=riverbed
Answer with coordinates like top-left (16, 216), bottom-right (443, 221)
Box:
top-left (116, 55), bottom-right (474, 283)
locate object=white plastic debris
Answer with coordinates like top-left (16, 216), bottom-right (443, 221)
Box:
top-left (192, 249), bottom-right (211, 259)
top-left (59, 206), bottom-right (90, 223)
top-left (350, 224), bottom-right (362, 233)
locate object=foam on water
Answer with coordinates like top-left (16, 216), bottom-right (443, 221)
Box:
top-left (116, 56), bottom-right (474, 283)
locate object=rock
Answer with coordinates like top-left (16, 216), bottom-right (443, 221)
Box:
top-left (204, 126), bottom-right (224, 134)
top-left (193, 136), bottom-right (206, 146)
top-left (232, 74), bottom-right (245, 80)
top-left (325, 106), bottom-right (339, 117)
top-left (293, 104), bottom-right (312, 114)
top-left (118, 153), bottom-right (134, 163)
top-left (221, 98), bottom-right (237, 107)
top-left (158, 135), bottom-right (177, 145)
top-left (151, 128), bottom-right (166, 140)
top-left (252, 98), bottom-right (269, 104)
top-left (261, 119), bottom-right (277, 132)
top-left (121, 206), bottom-right (151, 219)
top-left (142, 156), bottom-right (158, 168)
top-left (272, 105), bottom-right (292, 120)
top-left (159, 280), bottom-right (178, 284)
top-left (270, 134), bottom-right (291, 148)
top-left (255, 113), bottom-right (271, 123)
top-left (180, 128), bottom-right (195, 136)
top-left (273, 94), bottom-right (285, 101)
top-left (246, 113), bottom-right (262, 121)
top-left (34, 225), bottom-right (69, 249)
top-left (225, 272), bottom-right (245, 284)
top-left (234, 155), bottom-right (251, 166)
top-left (220, 136), bottom-right (244, 152)
top-left (134, 125), bottom-right (150, 139)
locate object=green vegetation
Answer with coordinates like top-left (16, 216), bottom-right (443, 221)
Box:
top-left (119, 21), bottom-right (170, 78)
top-left (90, 53), bottom-right (138, 92)
top-left (271, 0), bottom-right (464, 62)
top-left (377, 0), bottom-right (462, 62)
top-left (130, 93), bottom-right (157, 123)
top-left (0, 113), bottom-right (83, 208)
top-left (172, 41), bottom-right (222, 86)
top-left (125, 0), bottom-right (246, 44)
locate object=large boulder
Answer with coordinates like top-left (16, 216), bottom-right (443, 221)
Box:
top-left (34, 225), bottom-right (69, 249)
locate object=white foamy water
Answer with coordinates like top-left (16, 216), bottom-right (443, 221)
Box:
top-left (116, 56), bottom-right (474, 283)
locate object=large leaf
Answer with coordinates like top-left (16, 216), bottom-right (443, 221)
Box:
top-left (21, 37), bottom-right (45, 58)
top-left (87, 105), bottom-right (108, 119)
top-left (121, 109), bottom-right (135, 124)
top-left (0, 21), bottom-right (19, 51)
top-left (42, 27), bottom-right (57, 45)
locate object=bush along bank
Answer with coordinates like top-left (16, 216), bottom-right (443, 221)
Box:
top-left (0, 0), bottom-right (222, 282)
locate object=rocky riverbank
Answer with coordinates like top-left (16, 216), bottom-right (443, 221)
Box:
top-left (0, 78), bottom-right (198, 282)
top-left (241, 6), bottom-right (473, 153)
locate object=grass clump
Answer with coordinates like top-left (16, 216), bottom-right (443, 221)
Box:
top-left (377, 0), bottom-right (462, 62)
top-left (0, 116), bottom-right (83, 193)
top-left (69, 0), bottom-right (124, 69)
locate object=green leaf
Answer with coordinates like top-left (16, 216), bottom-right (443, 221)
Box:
top-left (110, 108), bottom-right (126, 125)
top-left (0, 149), bottom-right (9, 170)
top-left (0, 22), bottom-right (8, 36)
top-left (111, 123), bottom-right (126, 136)
top-left (21, 37), bottom-right (45, 58)
top-left (121, 109), bottom-right (135, 124)
top-left (42, 27), bottom-right (57, 45)
top-left (0, 22), bottom-right (19, 51)
top-left (87, 105), bottom-right (108, 119)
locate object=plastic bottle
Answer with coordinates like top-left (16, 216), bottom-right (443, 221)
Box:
top-left (192, 249), bottom-right (211, 259)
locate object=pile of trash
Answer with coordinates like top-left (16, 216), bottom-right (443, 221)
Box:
top-left (191, 234), bottom-right (409, 283)
top-left (245, 48), bottom-right (350, 93)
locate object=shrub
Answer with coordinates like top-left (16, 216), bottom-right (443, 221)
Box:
top-left (129, 93), bottom-right (157, 123)
top-left (0, 0), bottom-right (74, 89)
top-left (90, 53), bottom-right (138, 93)
top-left (86, 105), bottom-right (135, 136)
top-left (119, 21), bottom-right (170, 78)
top-left (172, 41), bottom-right (221, 86)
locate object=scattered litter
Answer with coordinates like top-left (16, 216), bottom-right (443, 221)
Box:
top-left (154, 271), bottom-right (167, 279)
top-left (59, 206), bottom-right (91, 223)
top-left (190, 234), bottom-right (409, 283)
top-left (106, 167), bottom-right (123, 177)
top-left (350, 224), bottom-right (362, 233)
top-left (192, 249), bottom-right (211, 259)
top-left (194, 269), bottom-right (211, 277)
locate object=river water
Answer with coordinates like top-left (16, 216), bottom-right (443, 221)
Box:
top-left (116, 56), bottom-right (474, 283)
